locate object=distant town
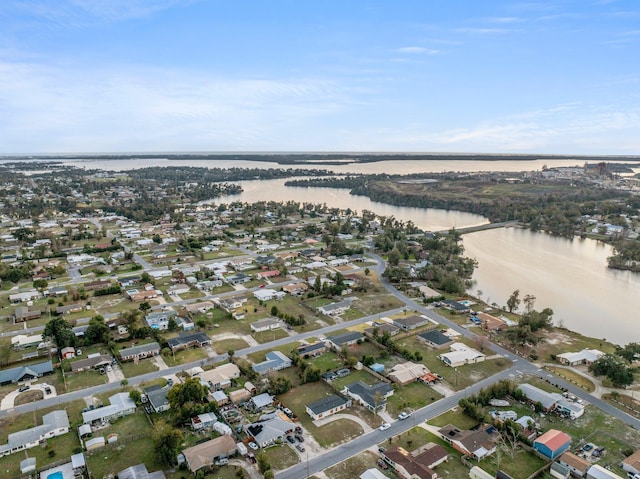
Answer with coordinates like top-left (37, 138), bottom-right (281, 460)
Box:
top-left (0, 160), bottom-right (640, 479)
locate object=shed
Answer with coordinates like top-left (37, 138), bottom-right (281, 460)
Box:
top-left (20, 457), bottom-right (36, 474)
top-left (534, 429), bottom-right (571, 460)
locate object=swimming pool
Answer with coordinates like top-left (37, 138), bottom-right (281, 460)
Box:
top-left (46, 471), bottom-right (63, 479)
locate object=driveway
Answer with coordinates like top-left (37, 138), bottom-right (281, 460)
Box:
top-left (106, 364), bottom-right (126, 383)
top-left (0, 382), bottom-right (57, 410)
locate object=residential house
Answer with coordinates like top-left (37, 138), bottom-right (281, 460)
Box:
top-left (215, 295), bottom-right (248, 313)
top-left (82, 392), bottom-right (136, 425)
top-left (11, 334), bottom-right (43, 350)
top-left (255, 270), bottom-right (280, 280)
top-left (117, 464), bottom-right (166, 479)
top-left (119, 342), bottom-right (160, 362)
top-left (556, 349), bottom-right (605, 366)
top-left (557, 452), bottom-right (590, 478)
top-left (210, 390), bottom-right (229, 406)
top-left (388, 361), bottom-right (430, 386)
top-left (438, 424), bottom-right (500, 460)
top-left (166, 332), bottom-right (211, 352)
top-left (438, 343), bottom-right (486, 367)
top-left (306, 395), bottom-right (350, 421)
top-left (0, 360), bottom-right (54, 386)
top-left (191, 412), bottom-right (217, 431)
top-left (296, 342), bottom-right (327, 358)
top-left (585, 465), bottom-right (624, 479)
top-left (418, 285), bottom-right (442, 299)
top-left (622, 448), bottom-right (640, 477)
top-left (197, 363), bottom-right (241, 391)
top-left (245, 411), bottom-right (296, 448)
top-left (343, 381), bottom-right (394, 412)
top-left (55, 303), bottom-right (84, 315)
top-left (224, 273), bottom-right (251, 285)
top-left (382, 443), bottom-right (448, 479)
top-left (144, 385), bottom-right (170, 413)
top-left (184, 301), bottom-right (214, 314)
top-left (13, 306), bottom-right (42, 322)
top-left (0, 410), bottom-right (69, 457)
top-left (326, 331), bottom-right (364, 350)
top-left (475, 312), bottom-right (509, 331)
top-left (282, 282), bottom-right (308, 296)
top-left (533, 429), bottom-right (571, 460)
top-left (518, 384), bottom-right (584, 419)
top-left (70, 354), bottom-right (112, 373)
top-left (249, 393), bottom-right (274, 411)
top-left (82, 279), bottom-right (113, 291)
top-left (130, 290), bottom-right (159, 303)
top-left (9, 291), bottom-right (40, 303)
top-left (252, 351), bottom-right (292, 375)
top-left (393, 315), bottom-right (429, 331)
top-left (250, 317), bottom-right (282, 333)
top-left (182, 435), bottom-right (237, 474)
top-left (418, 329), bottom-right (454, 349)
top-left (118, 276), bottom-right (142, 288)
top-left (253, 288), bottom-right (286, 302)
top-left (439, 300), bottom-right (471, 314)
top-left (365, 322), bottom-right (400, 337)
top-left (360, 469), bottom-right (390, 479)
top-left (317, 299), bottom-right (352, 316)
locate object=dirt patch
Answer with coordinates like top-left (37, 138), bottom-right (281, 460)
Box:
top-left (15, 390), bottom-right (44, 406)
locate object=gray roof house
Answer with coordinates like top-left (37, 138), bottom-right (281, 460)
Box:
top-left (306, 395), bottom-right (350, 421)
top-left (245, 411), bottom-right (296, 448)
top-left (250, 393), bottom-right (274, 411)
top-left (82, 392), bottom-right (136, 424)
top-left (393, 315), bottom-right (429, 331)
top-left (343, 381), bottom-right (394, 412)
top-left (418, 330), bottom-right (454, 349)
top-left (0, 360), bottom-right (54, 386)
top-left (118, 464), bottom-right (166, 479)
top-left (252, 351), bottom-right (292, 375)
top-left (317, 299), bottom-right (353, 316)
top-left (166, 332), bottom-right (211, 352)
top-left (0, 410), bottom-right (69, 457)
top-left (119, 342), bottom-right (160, 361)
top-left (326, 331), bottom-right (364, 350)
top-left (144, 385), bottom-right (171, 413)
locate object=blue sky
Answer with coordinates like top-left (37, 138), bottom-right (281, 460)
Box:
top-left (1, 0), bottom-right (639, 154)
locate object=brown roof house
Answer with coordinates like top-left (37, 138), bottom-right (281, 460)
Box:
top-left (438, 424), bottom-right (500, 461)
top-left (557, 451), bottom-right (590, 478)
top-left (182, 435), bottom-right (236, 474)
top-left (382, 443), bottom-right (448, 479)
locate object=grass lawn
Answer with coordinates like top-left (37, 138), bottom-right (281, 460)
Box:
top-left (253, 328), bottom-right (290, 344)
top-left (331, 370), bottom-right (378, 390)
top-left (533, 327), bottom-right (617, 362)
top-left (309, 352), bottom-right (345, 373)
top-left (483, 447), bottom-right (548, 479)
top-left (14, 389), bottom-right (44, 405)
top-left (64, 369), bottom-right (108, 392)
top-left (163, 347), bottom-right (208, 367)
top-left (213, 338), bottom-right (249, 354)
top-left (86, 437), bottom-right (163, 479)
top-left (262, 444), bottom-right (300, 470)
top-left (386, 382), bottom-right (443, 416)
top-left (120, 359), bottom-right (159, 377)
top-left (428, 407), bottom-right (483, 429)
top-left (351, 293), bottom-right (405, 316)
top-left (545, 366), bottom-right (596, 392)
top-left (325, 451), bottom-right (379, 479)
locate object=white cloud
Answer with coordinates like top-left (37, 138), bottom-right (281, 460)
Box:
top-left (393, 47), bottom-right (441, 55)
top-left (0, 60), bottom-right (352, 152)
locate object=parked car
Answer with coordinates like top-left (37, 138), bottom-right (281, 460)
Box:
top-left (248, 442), bottom-right (259, 450)
top-left (398, 412), bottom-right (411, 420)
top-left (215, 458), bottom-right (229, 466)
top-left (44, 387), bottom-right (52, 394)
top-left (295, 443), bottom-right (305, 452)
top-left (377, 459), bottom-right (388, 470)
top-left (106, 365), bottom-right (112, 372)
top-left (18, 385), bottom-right (30, 393)
top-left (295, 434), bottom-right (304, 443)
top-left (379, 423), bottom-right (391, 431)
top-left (286, 435), bottom-right (296, 444)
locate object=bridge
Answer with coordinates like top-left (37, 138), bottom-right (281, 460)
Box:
top-left (409, 220), bottom-right (521, 238)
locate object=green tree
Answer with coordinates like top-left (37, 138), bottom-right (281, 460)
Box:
top-left (138, 301), bottom-right (151, 313)
top-left (167, 377), bottom-right (207, 410)
top-left (85, 315), bottom-right (110, 345)
top-left (44, 317), bottom-right (76, 349)
top-left (33, 278), bottom-right (49, 291)
top-left (506, 289), bottom-right (521, 313)
top-left (153, 420), bottom-right (183, 466)
top-left (387, 248), bottom-right (401, 266)
top-left (129, 389), bottom-right (142, 406)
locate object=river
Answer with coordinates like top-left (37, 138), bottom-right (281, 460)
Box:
top-left (9, 156), bottom-right (639, 344)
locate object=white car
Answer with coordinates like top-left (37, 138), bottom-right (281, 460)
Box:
top-left (248, 441), bottom-right (259, 450)
top-left (398, 412), bottom-right (411, 420)
top-left (379, 423), bottom-right (391, 431)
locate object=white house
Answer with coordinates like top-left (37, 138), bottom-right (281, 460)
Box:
top-left (0, 411), bottom-right (69, 457)
top-left (438, 343), bottom-right (486, 367)
top-left (253, 289), bottom-right (286, 302)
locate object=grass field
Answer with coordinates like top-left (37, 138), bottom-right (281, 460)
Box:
top-left (545, 366), bottom-right (596, 392)
top-left (325, 451), bottom-right (379, 479)
top-left (120, 358), bottom-right (159, 377)
top-left (262, 443), bottom-right (300, 470)
top-left (385, 382), bottom-right (443, 416)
